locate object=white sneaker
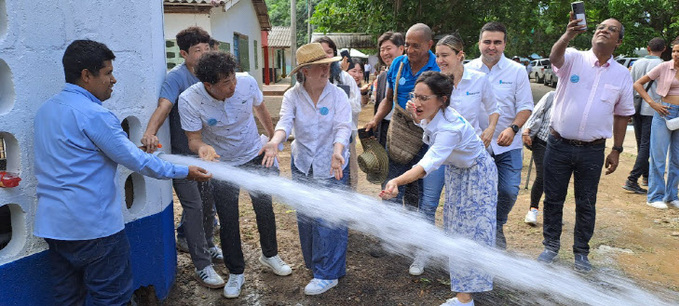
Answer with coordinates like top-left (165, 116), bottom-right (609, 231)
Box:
top-left (647, 201), bottom-right (668, 209)
top-left (208, 246), bottom-right (223, 263)
top-left (194, 265), bottom-right (225, 288)
top-left (176, 236), bottom-right (189, 253)
top-left (669, 200), bottom-right (679, 209)
top-left (441, 297), bottom-right (475, 306)
top-left (524, 208), bottom-right (539, 225)
top-left (409, 257), bottom-right (425, 276)
top-left (223, 274), bottom-right (245, 298)
top-left (304, 278), bottom-right (338, 295)
top-left (259, 254), bottom-right (292, 276)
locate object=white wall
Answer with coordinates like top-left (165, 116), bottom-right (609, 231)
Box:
top-left (163, 13), bottom-right (212, 40)
top-left (210, 1), bottom-right (263, 86)
top-left (0, 0), bottom-right (171, 263)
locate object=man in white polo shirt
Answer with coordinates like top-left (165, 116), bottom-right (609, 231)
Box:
top-left (536, 15), bottom-right (634, 273)
top-left (179, 51), bottom-right (292, 298)
top-left (467, 22), bottom-right (533, 250)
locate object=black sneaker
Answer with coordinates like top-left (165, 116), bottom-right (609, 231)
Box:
top-left (622, 180), bottom-right (647, 194)
top-left (574, 254), bottom-right (592, 273)
top-left (537, 249), bottom-right (558, 264)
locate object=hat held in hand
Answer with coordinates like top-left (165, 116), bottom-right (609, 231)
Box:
top-left (357, 130), bottom-right (389, 184)
top-left (290, 43), bottom-right (341, 74)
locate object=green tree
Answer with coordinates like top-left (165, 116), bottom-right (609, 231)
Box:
top-left (266, 0), bottom-right (322, 47)
top-left (308, 0), bottom-right (678, 58)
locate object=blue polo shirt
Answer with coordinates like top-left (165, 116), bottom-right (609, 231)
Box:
top-left (387, 51), bottom-right (440, 108)
top-left (33, 84), bottom-right (189, 240)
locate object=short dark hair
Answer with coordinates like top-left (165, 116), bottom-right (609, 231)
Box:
top-left (648, 37), bottom-right (666, 52)
top-left (313, 36), bottom-right (337, 56)
top-left (479, 21), bottom-right (507, 42)
top-left (176, 27), bottom-right (211, 52)
top-left (672, 35), bottom-right (679, 47)
top-left (378, 31), bottom-right (404, 49)
top-left (415, 71), bottom-right (454, 108)
top-left (195, 51), bottom-right (237, 84)
top-left (347, 58), bottom-right (364, 72)
top-left (62, 40), bottom-right (116, 84)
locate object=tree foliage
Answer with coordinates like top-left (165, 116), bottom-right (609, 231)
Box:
top-left (266, 0), bottom-right (322, 47)
top-left (306, 0), bottom-right (679, 58)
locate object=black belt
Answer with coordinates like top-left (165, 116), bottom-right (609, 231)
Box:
top-left (550, 129), bottom-right (605, 147)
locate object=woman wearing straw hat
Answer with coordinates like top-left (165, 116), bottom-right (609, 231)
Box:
top-left (381, 71), bottom-right (497, 306)
top-left (261, 43), bottom-right (352, 296)
top-left (417, 33), bottom-right (501, 240)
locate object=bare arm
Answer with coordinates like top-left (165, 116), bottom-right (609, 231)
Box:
top-left (497, 110), bottom-right (532, 146)
top-left (141, 98), bottom-right (173, 152)
top-left (605, 115), bottom-right (629, 175)
top-left (380, 165), bottom-right (426, 200)
top-left (364, 88), bottom-right (394, 131)
top-left (634, 75), bottom-right (669, 116)
top-left (185, 130), bottom-right (220, 161)
top-left (550, 12), bottom-right (586, 69)
top-left (253, 103), bottom-right (275, 138)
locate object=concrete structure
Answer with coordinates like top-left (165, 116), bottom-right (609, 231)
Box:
top-left (0, 1), bottom-right (178, 304)
top-left (267, 26), bottom-right (292, 82)
top-left (164, 0), bottom-right (271, 85)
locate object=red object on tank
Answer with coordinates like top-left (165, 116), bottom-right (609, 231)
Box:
top-left (0, 172), bottom-right (21, 188)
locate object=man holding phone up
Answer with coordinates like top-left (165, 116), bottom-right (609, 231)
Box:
top-left (537, 12), bottom-right (634, 272)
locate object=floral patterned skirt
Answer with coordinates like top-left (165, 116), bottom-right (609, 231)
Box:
top-left (444, 151), bottom-right (497, 292)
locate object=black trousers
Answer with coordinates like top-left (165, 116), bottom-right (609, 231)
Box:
top-left (213, 154), bottom-right (279, 274)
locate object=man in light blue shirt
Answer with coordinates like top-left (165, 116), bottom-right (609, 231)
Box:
top-left (33, 40), bottom-right (211, 306)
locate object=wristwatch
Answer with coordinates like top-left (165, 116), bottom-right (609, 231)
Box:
top-left (510, 124), bottom-right (520, 133)
top-left (612, 145), bottom-right (623, 153)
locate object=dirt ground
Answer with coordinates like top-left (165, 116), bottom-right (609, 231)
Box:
top-left (162, 94), bottom-right (679, 305)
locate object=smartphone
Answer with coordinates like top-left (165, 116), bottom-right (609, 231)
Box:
top-left (340, 50), bottom-right (351, 61)
top-left (571, 1), bottom-right (586, 28)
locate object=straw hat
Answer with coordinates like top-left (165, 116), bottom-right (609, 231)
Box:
top-left (290, 43), bottom-right (341, 74)
top-left (357, 131), bottom-right (389, 184)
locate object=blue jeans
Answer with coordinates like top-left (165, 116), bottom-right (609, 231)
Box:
top-left (419, 166), bottom-right (445, 224)
top-left (291, 157), bottom-right (350, 279)
top-left (384, 145), bottom-right (428, 211)
top-left (492, 148), bottom-right (523, 249)
top-left (542, 135), bottom-right (604, 255)
top-left (648, 105), bottom-right (679, 203)
top-left (45, 230), bottom-right (133, 306)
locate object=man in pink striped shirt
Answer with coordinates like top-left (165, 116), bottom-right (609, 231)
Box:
top-left (536, 13), bottom-right (634, 273)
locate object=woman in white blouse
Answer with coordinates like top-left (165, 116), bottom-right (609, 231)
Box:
top-left (261, 43), bottom-right (352, 296)
top-left (381, 71), bottom-right (497, 306)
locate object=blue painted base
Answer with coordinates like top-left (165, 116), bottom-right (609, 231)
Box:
top-left (0, 201), bottom-right (176, 306)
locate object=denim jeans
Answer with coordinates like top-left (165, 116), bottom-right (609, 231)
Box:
top-left (629, 114), bottom-right (652, 182)
top-left (384, 144), bottom-right (427, 211)
top-left (492, 148), bottom-right (523, 249)
top-left (419, 166), bottom-right (444, 224)
top-left (45, 230), bottom-right (133, 306)
top-left (291, 157), bottom-right (350, 279)
top-left (212, 154), bottom-right (279, 274)
top-left (648, 105), bottom-right (679, 202)
top-left (542, 135), bottom-right (604, 255)
top-left (530, 138), bottom-right (547, 209)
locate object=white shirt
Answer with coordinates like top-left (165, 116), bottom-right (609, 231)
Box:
top-left (276, 81), bottom-right (352, 178)
top-left (417, 107), bottom-right (486, 172)
top-left (337, 70), bottom-right (362, 131)
top-left (179, 75), bottom-right (264, 166)
top-left (551, 48), bottom-right (634, 141)
top-left (451, 68), bottom-right (500, 136)
top-left (467, 54), bottom-right (534, 155)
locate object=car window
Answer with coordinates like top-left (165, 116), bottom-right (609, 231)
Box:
top-left (629, 59), bottom-right (637, 67)
top-left (617, 59), bottom-right (626, 65)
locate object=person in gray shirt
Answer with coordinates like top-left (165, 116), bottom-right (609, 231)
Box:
top-left (623, 37), bottom-right (666, 194)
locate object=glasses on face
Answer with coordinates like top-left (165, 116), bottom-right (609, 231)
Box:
top-left (409, 92), bottom-right (437, 101)
top-left (595, 24), bottom-right (620, 33)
